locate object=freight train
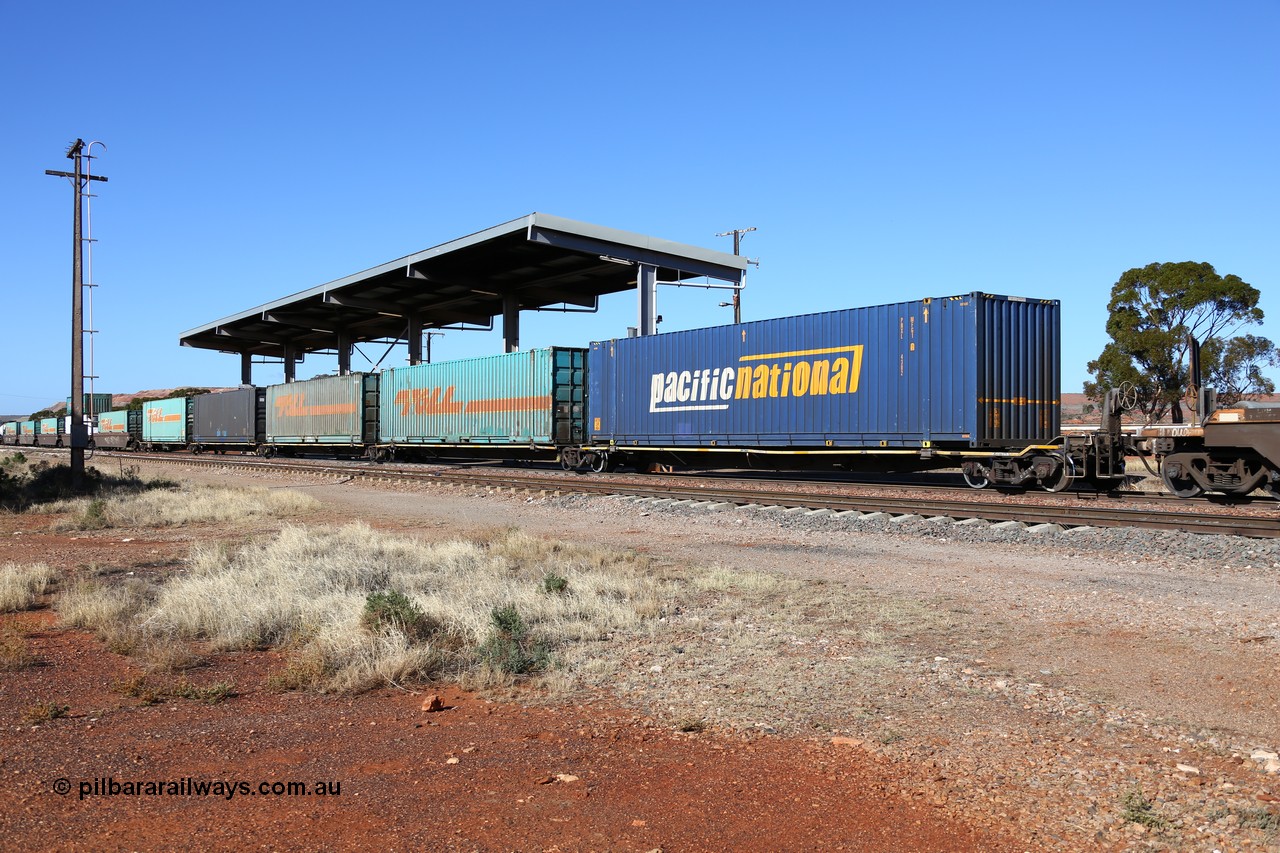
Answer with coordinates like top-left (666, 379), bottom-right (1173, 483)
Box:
top-left (2, 293), bottom-right (1276, 500)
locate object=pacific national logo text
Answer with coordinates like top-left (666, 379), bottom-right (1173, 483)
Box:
top-left (649, 345), bottom-right (864, 413)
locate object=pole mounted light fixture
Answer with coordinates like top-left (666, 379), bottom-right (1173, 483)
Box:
top-left (716, 227), bottom-right (756, 324)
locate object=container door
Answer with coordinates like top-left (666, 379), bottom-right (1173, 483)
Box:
top-left (362, 374), bottom-right (379, 444)
top-left (551, 348), bottom-right (586, 444)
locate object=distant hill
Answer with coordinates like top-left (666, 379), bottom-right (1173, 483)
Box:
top-left (42, 388), bottom-right (237, 415)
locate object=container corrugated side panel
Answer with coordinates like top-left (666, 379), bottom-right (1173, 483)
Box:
top-left (267, 374), bottom-right (368, 444)
top-left (96, 410), bottom-right (132, 436)
top-left (67, 394), bottom-right (115, 417)
top-left (379, 349), bottom-right (585, 444)
top-left (973, 295), bottom-right (1060, 445)
top-left (591, 298), bottom-right (979, 448)
top-left (142, 397), bottom-right (189, 443)
top-left (39, 418), bottom-right (62, 436)
top-left (19, 421), bottom-right (37, 445)
top-left (193, 388), bottom-right (259, 444)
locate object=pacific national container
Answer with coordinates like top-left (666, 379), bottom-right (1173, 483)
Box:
top-left (192, 387), bottom-right (266, 448)
top-left (588, 293), bottom-right (1059, 451)
top-left (95, 409), bottom-right (141, 449)
top-left (379, 348), bottom-right (587, 446)
top-left (266, 374), bottom-right (378, 446)
top-left (18, 421), bottom-right (36, 446)
top-left (141, 397), bottom-right (192, 446)
top-left (36, 417), bottom-right (64, 446)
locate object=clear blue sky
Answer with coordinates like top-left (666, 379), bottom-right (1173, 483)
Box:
top-left (3, 1), bottom-right (1276, 416)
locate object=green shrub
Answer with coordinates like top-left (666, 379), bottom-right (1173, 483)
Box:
top-left (542, 572), bottom-right (569, 595)
top-left (361, 590), bottom-right (437, 641)
top-left (1121, 787), bottom-right (1169, 830)
top-left (478, 605), bottom-right (551, 675)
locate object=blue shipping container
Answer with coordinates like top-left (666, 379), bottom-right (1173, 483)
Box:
top-left (379, 348), bottom-right (586, 446)
top-left (588, 293), bottom-right (1059, 450)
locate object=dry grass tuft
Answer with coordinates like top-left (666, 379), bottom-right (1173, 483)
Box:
top-left (22, 701), bottom-right (70, 724)
top-left (42, 485), bottom-right (319, 530)
top-left (0, 563), bottom-right (58, 612)
top-left (114, 674), bottom-right (236, 705)
top-left (57, 523), bottom-right (664, 694)
top-left (0, 624), bottom-right (35, 670)
top-left (48, 517), bottom-right (943, 733)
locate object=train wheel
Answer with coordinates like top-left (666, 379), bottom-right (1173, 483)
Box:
top-left (961, 464), bottom-right (990, 489)
top-left (588, 452), bottom-right (610, 474)
top-left (1039, 458), bottom-right (1075, 493)
top-left (1161, 453), bottom-right (1205, 498)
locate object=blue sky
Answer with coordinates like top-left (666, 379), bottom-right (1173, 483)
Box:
top-left (3, 1), bottom-right (1276, 415)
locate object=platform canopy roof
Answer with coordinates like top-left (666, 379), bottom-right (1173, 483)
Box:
top-left (179, 213), bottom-right (749, 358)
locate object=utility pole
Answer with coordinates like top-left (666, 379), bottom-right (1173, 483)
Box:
top-left (46, 139), bottom-right (108, 490)
top-left (716, 226), bottom-right (756, 323)
top-left (425, 330), bottom-right (445, 364)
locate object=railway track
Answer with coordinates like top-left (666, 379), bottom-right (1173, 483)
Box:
top-left (35, 446), bottom-right (1275, 540)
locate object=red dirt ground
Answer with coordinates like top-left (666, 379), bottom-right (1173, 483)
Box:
top-left (1, 541), bottom-right (1015, 852)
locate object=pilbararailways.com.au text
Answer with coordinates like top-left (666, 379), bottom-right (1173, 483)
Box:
top-left (56, 777), bottom-right (342, 801)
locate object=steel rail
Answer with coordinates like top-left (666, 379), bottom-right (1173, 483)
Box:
top-left (67, 449), bottom-right (1278, 540)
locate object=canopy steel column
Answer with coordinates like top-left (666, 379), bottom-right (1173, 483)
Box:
top-left (407, 313), bottom-right (423, 365)
top-left (502, 293), bottom-right (520, 352)
top-left (637, 263), bottom-right (658, 336)
top-left (336, 331), bottom-right (352, 376)
top-left (240, 353), bottom-right (253, 386)
top-left (283, 343), bottom-right (297, 383)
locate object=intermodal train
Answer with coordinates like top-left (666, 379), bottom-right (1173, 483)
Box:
top-left (2, 292), bottom-right (1276, 500)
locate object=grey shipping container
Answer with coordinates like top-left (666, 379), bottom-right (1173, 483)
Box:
top-left (378, 348), bottom-right (586, 449)
top-left (588, 293), bottom-right (1059, 454)
top-left (266, 373), bottom-right (378, 447)
top-left (192, 387), bottom-right (266, 449)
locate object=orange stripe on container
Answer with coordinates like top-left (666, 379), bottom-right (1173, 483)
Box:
top-left (463, 396), bottom-right (550, 414)
top-left (278, 404), bottom-right (359, 417)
